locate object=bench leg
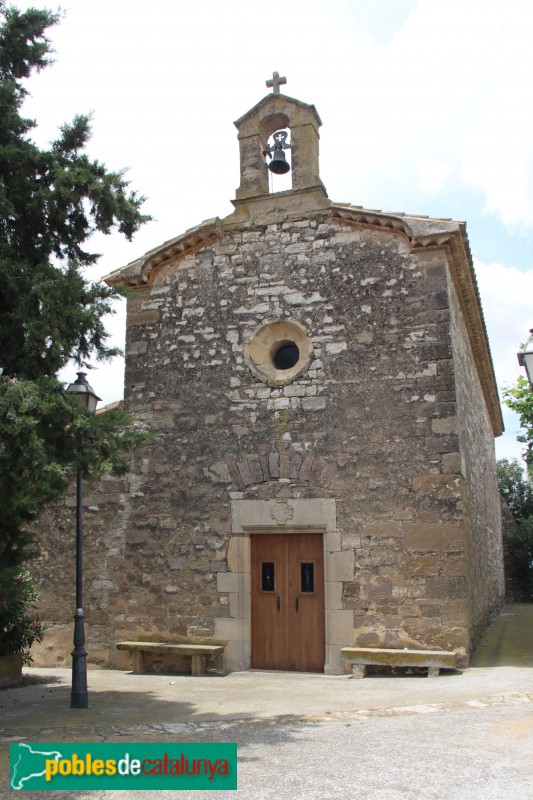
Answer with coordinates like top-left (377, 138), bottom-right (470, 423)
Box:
top-left (132, 651), bottom-right (145, 674)
top-left (352, 665), bottom-right (367, 679)
top-left (191, 654), bottom-right (206, 676)
top-left (427, 667), bottom-right (440, 678)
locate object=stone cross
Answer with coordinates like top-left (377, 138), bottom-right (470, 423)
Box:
top-left (266, 71), bottom-right (287, 94)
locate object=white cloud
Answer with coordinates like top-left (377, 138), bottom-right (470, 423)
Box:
top-left (323, 1), bottom-right (533, 229)
top-left (475, 257), bottom-right (533, 463)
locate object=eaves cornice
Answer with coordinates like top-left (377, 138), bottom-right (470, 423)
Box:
top-left (103, 218), bottom-right (223, 289)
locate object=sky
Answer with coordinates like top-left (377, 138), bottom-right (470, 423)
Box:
top-left (12, 0), bottom-right (533, 465)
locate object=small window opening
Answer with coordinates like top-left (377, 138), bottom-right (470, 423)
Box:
top-left (273, 342), bottom-right (299, 370)
top-left (261, 562), bottom-right (275, 592)
top-left (301, 563), bottom-right (315, 593)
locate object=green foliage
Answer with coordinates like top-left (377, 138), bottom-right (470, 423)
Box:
top-left (0, 565), bottom-right (46, 662)
top-left (496, 458), bottom-right (533, 600)
top-left (0, 377), bottom-right (151, 571)
top-left (506, 518), bottom-right (533, 601)
top-left (0, 4), bottom-right (150, 380)
top-left (501, 377), bottom-right (533, 471)
top-left (0, 1), bottom-right (152, 641)
top-left (496, 458), bottom-right (533, 521)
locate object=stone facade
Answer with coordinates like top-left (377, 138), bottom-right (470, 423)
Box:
top-left (31, 90), bottom-right (504, 673)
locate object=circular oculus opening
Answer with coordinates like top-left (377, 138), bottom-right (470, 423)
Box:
top-left (272, 342), bottom-right (300, 370)
top-left (244, 319), bottom-right (313, 386)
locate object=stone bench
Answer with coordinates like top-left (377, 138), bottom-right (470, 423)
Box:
top-left (341, 646), bottom-right (458, 678)
top-left (116, 642), bottom-right (224, 676)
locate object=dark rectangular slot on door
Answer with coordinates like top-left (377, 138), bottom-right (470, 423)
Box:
top-left (261, 562), bottom-right (275, 592)
top-left (301, 562), bottom-right (315, 593)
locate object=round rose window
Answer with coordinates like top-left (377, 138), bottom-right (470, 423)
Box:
top-left (244, 320), bottom-right (313, 386)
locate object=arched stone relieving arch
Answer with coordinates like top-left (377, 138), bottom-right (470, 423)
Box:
top-left (234, 93), bottom-right (325, 200)
top-left (215, 451), bottom-right (333, 491)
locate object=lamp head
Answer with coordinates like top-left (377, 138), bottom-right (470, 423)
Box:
top-left (66, 371), bottom-right (101, 414)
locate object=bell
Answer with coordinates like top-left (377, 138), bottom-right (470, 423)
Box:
top-left (268, 149), bottom-right (290, 175)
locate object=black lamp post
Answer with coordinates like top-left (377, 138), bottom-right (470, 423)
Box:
top-left (517, 330), bottom-right (533, 388)
top-left (65, 372), bottom-right (101, 709)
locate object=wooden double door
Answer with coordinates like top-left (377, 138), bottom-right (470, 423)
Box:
top-left (251, 533), bottom-right (325, 672)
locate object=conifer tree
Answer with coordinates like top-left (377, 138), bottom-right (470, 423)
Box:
top-left (0, 3), bottom-right (151, 574)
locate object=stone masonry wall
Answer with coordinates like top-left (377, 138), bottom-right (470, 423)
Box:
top-left (30, 473), bottom-right (140, 667)
top-left (448, 275), bottom-right (505, 648)
top-left (31, 210), bottom-right (494, 670)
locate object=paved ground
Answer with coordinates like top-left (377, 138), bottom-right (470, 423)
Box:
top-left (1, 604), bottom-right (532, 799)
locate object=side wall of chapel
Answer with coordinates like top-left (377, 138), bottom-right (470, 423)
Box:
top-left (448, 276), bottom-right (505, 645)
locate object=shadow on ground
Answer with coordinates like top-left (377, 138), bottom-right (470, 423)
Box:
top-left (0, 674), bottom-right (316, 799)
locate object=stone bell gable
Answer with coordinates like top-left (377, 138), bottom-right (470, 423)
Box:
top-left (233, 92), bottom-right (325, 200)
top-left (32, 84), bottom-right (504, 674)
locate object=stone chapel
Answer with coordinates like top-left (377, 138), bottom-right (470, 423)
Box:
top-left (33, 80), bottom-right (505, 674)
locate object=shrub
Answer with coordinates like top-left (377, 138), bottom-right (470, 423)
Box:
top-left (0, 567), bottom-right (46, 665)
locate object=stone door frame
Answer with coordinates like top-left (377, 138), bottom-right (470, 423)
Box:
top-left (214, 498), bottom-right (354, 674)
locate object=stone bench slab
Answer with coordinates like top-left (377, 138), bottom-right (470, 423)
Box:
top-left (341, 646), bottom-right (458, 678)
top-left (116, 642), bottom-right (224, 676)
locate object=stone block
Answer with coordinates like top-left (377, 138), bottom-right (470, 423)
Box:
top-left (426, 576), bottom-right (467, 599)
top-left (325, 342), bottom-right (347, 355)
top-left (127, 309), bottom-right (160, 326)
top-left (362, 576), bottom-right (392, 599)
top-left (424, 434), bottom-right (459, 454)
top-left (207, 462), bottom-right (232, 483)
top-left (126, 340), bottom-right (148, 355)
top-left (229, 592), bottom-right (247, 619)
top-left (268, 452), bottom-right (280, 478)
top-left (213, 617), bottom-right (247, 642)
top-left (326, 530), bottom-right (342, 552)
top-left (126, 529), bottom-right (149, 544)
top-left (341, 532), bottom-right (361, 550)
top-left (236, 460), bottom-right (254, 487)
top-left (290, 454), bottom-right (302, 479)
top-left (442, 555), bottom-right (467, 577)
top-left (400, 554), bottom-right (440, 577)
top-left (431, 416), bottom-right (457, 434)
top-left (167, 558), bottom-right (187, 570)
top-left (299, 455), bottom-right (314, 480)
top-left (328, 551), bottom-right (354, 582)
top-left (259, 454), bottom-right (271, 481)
top-left (221, 638), bottom-right (251, 672)
top-left (216, 571), bottom-right (241, 593)
top-left (324, 644), bottom-right (344, 675)
top-left (227, 536), bottom-right (250, 573)
top-left (232, 498), bottom-right (336, 534)
top-left (283, 385), bottom-right (307, 397)
top-left (410, 474), bottom-right (460, 494)
top-left (441, 452), bottom-right (461, 473)
top-left (227, 461), bottom-right (244, 489)
top-left (364, 520), bottom-right (402, 538)
top-left (247, 456), bottom-right (264, 484)
top-left (328, 609), bottom-right (355, 645)
top-left (326, 581), bottom-right (344, 610)
top-left (302, 397), bottom-right (326, 411)
top-left (404, 522), bottom-right (464, 552)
